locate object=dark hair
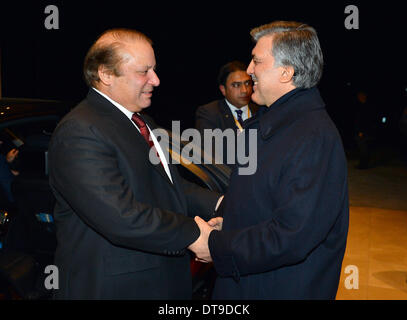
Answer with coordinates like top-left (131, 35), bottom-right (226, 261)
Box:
top-left (217, 61), bottom-right (248, 86)
top-left (83, 28), bottom-right (152, 87)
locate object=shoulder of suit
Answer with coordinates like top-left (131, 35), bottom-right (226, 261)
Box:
top-left (196, 99), bottom-right (223, 113)
top-left (61, 99), bottom-right (99, 124)
top-left (54, 98), bottom-right (110, 138)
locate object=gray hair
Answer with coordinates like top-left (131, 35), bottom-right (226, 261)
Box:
top-left (250, 21), bottom-right (323, 88)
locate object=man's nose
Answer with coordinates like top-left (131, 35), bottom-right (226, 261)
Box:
top-left (240, 84), bottom-right (249, 93)
top-left (149, 70), bottom-right (160, 87)
top-left (247, 61), bottom-right (254, 76)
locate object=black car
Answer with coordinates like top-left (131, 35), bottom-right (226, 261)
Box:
top-left (0, 98), bottom-right (230, 299)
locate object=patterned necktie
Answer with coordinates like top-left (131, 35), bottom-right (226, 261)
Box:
top-left (235, 109), bottom-right (244, 126)
top-left (131, 113), bottom-right (154, 148)
top-left (131, 113), bottom-right (168, 177)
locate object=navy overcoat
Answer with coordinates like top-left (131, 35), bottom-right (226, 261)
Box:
top-left (209, 87), bottom-right (349, 299)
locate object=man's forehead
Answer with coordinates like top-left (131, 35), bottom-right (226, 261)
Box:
top-left (121, 41), bottom-right (155, 65)
top-left (227, 70), bottom-right (251, 82)
top-left (123, 40), bottom-right (153, 55)
top-left (252, 35), bottom-right (274, 57)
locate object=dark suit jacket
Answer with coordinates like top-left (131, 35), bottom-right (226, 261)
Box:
top-left (195, 99), bottom-right (258, 133)
top-left (195, 99), bottom-right (258, 167)
top-left (48, 89), bottom-right (220, 299)
top-left (208, 88), bottom-right (349, 299)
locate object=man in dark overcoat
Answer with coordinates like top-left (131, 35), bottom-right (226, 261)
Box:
top-left (191, 21), bottom-right (349, 299)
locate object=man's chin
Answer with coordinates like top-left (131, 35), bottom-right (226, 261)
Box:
top-left (139, 100), bottom-right (152, 109)
top-left (251, 95), bottom-right (261, 106)
top-left (126, 102), bottom-right (151, 113)
top-left (238, 99), bottom-right (251, 106)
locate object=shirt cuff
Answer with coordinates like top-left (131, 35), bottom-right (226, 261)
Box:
top-left (215, 195), bottom-right (224, 211)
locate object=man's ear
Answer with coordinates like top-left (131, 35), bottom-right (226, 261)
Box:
top-left (280, 66), bottom-right (295, 84)
top-left (219, 85), bottom-right (226, 97)
top-left (98, 65), bottom-right (114, 86)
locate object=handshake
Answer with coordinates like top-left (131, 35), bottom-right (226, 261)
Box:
top-left (188, 216), bottom-right (223, 263)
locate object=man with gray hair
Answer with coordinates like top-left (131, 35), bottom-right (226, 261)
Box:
top-left (190, 21), bottom-right (349, 299)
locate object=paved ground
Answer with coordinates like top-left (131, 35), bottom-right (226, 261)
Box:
top-left (347, 144), bottom-right (407, 211)
top-left (336, 143), bottom-right (407, 299)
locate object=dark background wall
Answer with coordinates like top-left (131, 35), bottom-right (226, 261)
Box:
top-left (0, 0), bottom-right (406, 148)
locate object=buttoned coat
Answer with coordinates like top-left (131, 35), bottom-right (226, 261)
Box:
top-left (209, 87), bottom-right (349, 299)
top-left (49, 89), bottom-right (219, 299)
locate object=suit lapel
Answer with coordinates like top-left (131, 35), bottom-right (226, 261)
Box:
top-left (218, 100), bottom-right (237, 130)
top-left (86, 90), bottom-right (174, 187)
top-left (141, 115), bottom-right (188, 210)
top-left (139, 115), bottom-right (177, 187)
top-left (219, 100), bottom-right (259, 129)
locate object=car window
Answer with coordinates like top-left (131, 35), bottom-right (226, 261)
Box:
top-left (0, 117), bottom-right (60, 178)
top-left (175, 163), bottom-right (211, 190)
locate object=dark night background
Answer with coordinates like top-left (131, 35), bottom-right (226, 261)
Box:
top-left (0, 0), bottom-right (406, 150)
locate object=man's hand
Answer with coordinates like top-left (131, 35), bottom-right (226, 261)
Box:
top-left (188, 216), bottom-right (215, 263)
top-left (207, 216), bottom-right (223, 231)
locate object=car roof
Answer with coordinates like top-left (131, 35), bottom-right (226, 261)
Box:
top-left (0, 98), bottom-right (71, 123)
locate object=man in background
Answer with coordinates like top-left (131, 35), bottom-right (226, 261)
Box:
top-left (195, 61), bottom-right (258, 167)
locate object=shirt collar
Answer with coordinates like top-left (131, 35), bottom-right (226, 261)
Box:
top-left (92, 87), bottom-right (135, 121)
top-left (224, 99), bottom-right (248, 115)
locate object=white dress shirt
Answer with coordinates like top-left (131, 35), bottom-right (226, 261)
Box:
top-left (92, 88), bottom-right (173, 183)
top-left (224, 99), bottom-right (250, 122)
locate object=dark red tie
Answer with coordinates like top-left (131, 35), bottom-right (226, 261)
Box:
top-left (131, 113), bottom-right (164, 167)
top-left (131, 113), bottom-right (154, 148)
